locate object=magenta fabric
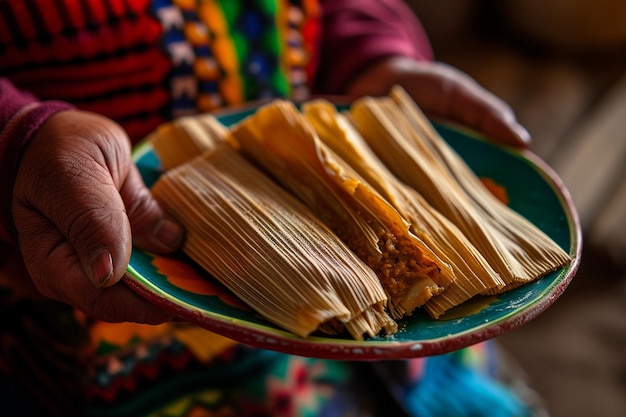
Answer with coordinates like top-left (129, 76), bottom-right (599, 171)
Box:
top-left (315, 0), bottom-right (433, 93)
top-left (0, 79), bottom-right (75, 242)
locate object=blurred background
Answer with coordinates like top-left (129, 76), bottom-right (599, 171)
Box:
top-left (406, 1), bottom-right (626, 416)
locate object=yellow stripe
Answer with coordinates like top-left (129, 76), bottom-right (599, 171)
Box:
top-left (198, 0), bottom-right (244, 105)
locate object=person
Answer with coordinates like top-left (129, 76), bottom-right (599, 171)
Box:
top-left (0, 0), bottom-right (536, 416)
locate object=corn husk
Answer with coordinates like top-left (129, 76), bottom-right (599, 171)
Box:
top-left (302, 100), bottom-right (505, 317)
top-left (350, 87), bottom-right (571, 294)
top-left (229, 100), bottom-right (452, 318)
top-left (151, 146), bottom-right (397, 340)
top-left (148, 114), bottom-right (229, 170)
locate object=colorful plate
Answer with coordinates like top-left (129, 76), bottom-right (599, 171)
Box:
top-left (125, 108), bottom-right (582, 360)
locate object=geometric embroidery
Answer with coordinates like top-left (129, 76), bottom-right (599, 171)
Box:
top-left (150, 0), bottom-right (319, 119)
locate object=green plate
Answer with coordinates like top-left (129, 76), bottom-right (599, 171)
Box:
top-left (125, 108), bottom-right (582, 360)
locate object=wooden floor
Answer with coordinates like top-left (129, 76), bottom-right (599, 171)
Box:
top-left (407, 4), bottom-right (626, 416)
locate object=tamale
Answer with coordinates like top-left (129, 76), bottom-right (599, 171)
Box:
top-left (350, 87), bottom-right (571, 293)
top-left (302, 100), bottom-right (505, 318)
top-left (390, 86), bottom-right (572, 292)
top-left (229, 100), bottom-right (451, 318)
top-left (151, 146), bottom-right (397, 340)
top-left (148, 113), bottom-right (229, 170)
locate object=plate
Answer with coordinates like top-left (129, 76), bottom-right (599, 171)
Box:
top-left (124, 108), bottom-right (582, 360)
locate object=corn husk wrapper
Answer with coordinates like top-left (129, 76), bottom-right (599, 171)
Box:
top-left (229, 100), bottom-right (451, 318)
top-left (148, 114), bottom-right (229, 170)
top-left (350, 87), bottom-right (571, 293)
top-left (302, 100), bottom-right (506, 317)
top-left (151, 146), bottom-right (397, 340)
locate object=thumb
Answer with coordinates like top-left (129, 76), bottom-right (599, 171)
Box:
top-left (122, 163), bottom-right (184, 255)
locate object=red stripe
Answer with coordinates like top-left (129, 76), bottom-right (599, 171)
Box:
top-left (9, 1), bottom-right (37, 39)
top-left (51, 0), bottom-right (76, 33)
top-left (85, 0), bottom-right (106, 25)
top-left (12, 52), bottom-right (172, 101)
top-left (106, 0), bottom-right (126, 18)
top-left (0, 2), bottom-right (27, 45)
top-left (63, 0), bottom-right (87, 30)
top-left (24, 0), bottom-right (53, 40)
top-left (301, 12), bottom-right (321, 89)
top-left (37, 0), bottom-right (65, 36)
top-left (0, 15), bottom-right (163, 68)
top-left (124, 0), bottom-right (150, 16)
top-left (7, 47), bottom-right (170, 86)
top-left (76, 89), bottom-right (170, 120)
top-left (0, 11), bottom-right (12, 44)
top-left (2, 0), bottom-right (152, 40)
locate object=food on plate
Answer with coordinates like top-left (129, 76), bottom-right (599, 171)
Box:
top-left (229, 100), bottom-right (452, 318)
top-left (147, 86), bottom-right (573, 338)
top-left (151, 146), bottom-right (397, 340)
top-left (350, 86), bottom-right (572, 299)
top-left (302, 100), bottom-right (505, 318)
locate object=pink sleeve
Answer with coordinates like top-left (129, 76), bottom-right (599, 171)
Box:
top-left (314, 0), bottom-right (433, 94)
top-left (0, 78), bottom-right (75, 243)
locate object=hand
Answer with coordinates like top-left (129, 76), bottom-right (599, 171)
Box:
top-left (12, 110), bottom-right (184, 324)
top-left (346, 56), bottom-right (531, 148)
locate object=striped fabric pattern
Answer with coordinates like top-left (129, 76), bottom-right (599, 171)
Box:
top-left (149, 0), bottom-right (318, 118)
top-left (0, 0), bottom-right (172, 141)
top-left (0, 0), bottom-right (319, 142)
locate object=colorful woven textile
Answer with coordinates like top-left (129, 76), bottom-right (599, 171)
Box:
top-left (0, 0), bottom-right (319, 141)
top-left (0, 248), bottom-right (535, 417)
top-left (151, 0), bottom-right (318, 118)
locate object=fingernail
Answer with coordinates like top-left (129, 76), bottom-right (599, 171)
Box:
top-left (155, 218), bottom-right (184, 250)
top-left (91, 250), bottom-right (114, 288)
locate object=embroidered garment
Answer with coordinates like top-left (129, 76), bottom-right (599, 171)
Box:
top-left (0, 0), bottom-right (319, 141)
top-left (150, 0), bottom-right (319, 117)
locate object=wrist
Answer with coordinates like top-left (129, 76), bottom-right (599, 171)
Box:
top-left (0, 84), bottom-right (75, 242)
top-left (345, 56), bottom-right (424, 98)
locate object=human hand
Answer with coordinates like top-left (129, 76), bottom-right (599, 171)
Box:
top-left (12, 110), bottom-right (184, 324)
top-left (346, 56), bottom-right (531, 148)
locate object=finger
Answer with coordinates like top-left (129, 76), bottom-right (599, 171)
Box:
top-left (121, 163), bottom-right (184, 253)
top-left (90, 277), bottom-right (175, 323)
top-left (347, 57), bottom-right (531, 148)
top-left (435, 69), bottom-right (531, 148)
top-left (14, 205), bottom-right (172, 323)
top-left (64, 268), bottom-right (174, 323)
top-left (409, 63), bottom-right (531, 148)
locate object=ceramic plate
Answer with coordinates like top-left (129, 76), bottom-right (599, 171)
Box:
top-left (125, 108), bottom-right (582, 360)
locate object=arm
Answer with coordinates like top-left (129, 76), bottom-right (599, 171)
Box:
top-left (315, 0), bottom-right (530, 147)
